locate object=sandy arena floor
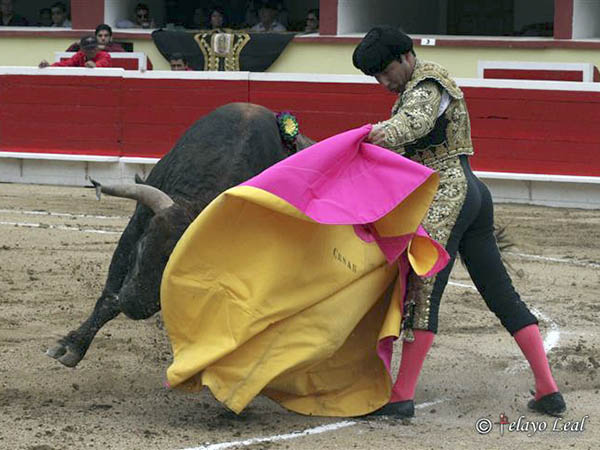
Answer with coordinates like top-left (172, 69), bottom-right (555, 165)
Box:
top-left (0, 182), bottom-right (599, 450)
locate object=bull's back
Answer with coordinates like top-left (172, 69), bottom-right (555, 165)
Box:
top-left (146, 103), bottom-right (286, 202)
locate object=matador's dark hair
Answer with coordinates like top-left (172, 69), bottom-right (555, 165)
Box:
top-left (352, 26), bottom-right (415, 76)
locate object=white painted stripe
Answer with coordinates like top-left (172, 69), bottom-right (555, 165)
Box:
top-left (506, 251), bottom-right (600, 269)
top-left (415, 398), bottom-right (447, 409)
top-left (176, 397), bottom-right (449, 450)
top-left (530, 307), bottom-right (560, 354)
top-left (0, 209), bottom-right (127, 220)
top-left (0, 221), bottom-right (121, 235)
top-left (446, 280), bottom-right (561, 370)
top-left (178, 421), bottom-right (356, 450)
top-left (447, 281), bottom-right (477, 291)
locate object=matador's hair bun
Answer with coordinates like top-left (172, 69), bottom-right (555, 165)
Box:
top-left (352, 26), bottom-right (414, 76)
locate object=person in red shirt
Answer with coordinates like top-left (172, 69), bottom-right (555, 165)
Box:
top-left (39, 36), bottom-right (112, 68)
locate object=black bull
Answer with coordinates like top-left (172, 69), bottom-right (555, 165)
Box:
top-left (47, 103), bottom-right (315, 367)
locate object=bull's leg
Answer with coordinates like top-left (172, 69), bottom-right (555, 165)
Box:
top-left (46, 292), bottom-right (120, 367)
top-left (47, 207), bottom-right (151, 367)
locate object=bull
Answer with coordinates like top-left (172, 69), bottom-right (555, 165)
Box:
top-left (47, 102), bottom-right (315, 367)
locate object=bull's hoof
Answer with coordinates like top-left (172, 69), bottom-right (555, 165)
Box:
top-left (46, 340), bottom-right (85, 368)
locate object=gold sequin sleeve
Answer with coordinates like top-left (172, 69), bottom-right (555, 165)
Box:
top-left (377, 80), bottom-right (443, 153)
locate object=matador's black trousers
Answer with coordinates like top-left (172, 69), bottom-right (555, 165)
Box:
top-left (407, 155), bottom-right (538, 335)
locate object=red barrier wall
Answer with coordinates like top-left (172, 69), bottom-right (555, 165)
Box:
top-left (464, 86), bottom-right (600, 175)
top-left (0, 74), bottom-right (121, 156)
top-left (1, 72), bottom-right (600, 177)
top-left (483, 68), bottom-right (585, 82)
top-left (120, 78), bottom-right (248, 157)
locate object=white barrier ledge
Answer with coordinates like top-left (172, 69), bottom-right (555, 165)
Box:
top-left (474, 171), bottom-right (600, 184)
top-left (0, 151), bottom-right (119, 162)
top-left (120, 157), bottom-right (160, 164)
top-left (0, 66), bottom-right (124, 77)
top-left (1, 153), bottom-right (599, 209)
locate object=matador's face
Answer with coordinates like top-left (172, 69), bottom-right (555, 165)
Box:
top-left (375, 52), bottom-right (416, 94)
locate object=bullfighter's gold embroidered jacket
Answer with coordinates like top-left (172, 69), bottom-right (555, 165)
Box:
top-left (377, 59), bottom-right (474, 169)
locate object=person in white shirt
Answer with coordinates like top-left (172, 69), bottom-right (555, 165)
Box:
top-left (250, 1), bottom-right (286, 32)
top-left (50, 2), bottom-right (71, 27)
top-left (116, 3), bottom-right (155, 29)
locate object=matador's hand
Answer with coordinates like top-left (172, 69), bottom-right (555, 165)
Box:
top-left (366, 126), bottom-right (386, 146)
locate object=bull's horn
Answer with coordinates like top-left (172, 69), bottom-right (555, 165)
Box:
top-left (89, 178), bottom-right (174, 213)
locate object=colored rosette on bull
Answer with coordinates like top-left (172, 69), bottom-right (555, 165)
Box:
top-left (276, 111), bottom-right (299, 145)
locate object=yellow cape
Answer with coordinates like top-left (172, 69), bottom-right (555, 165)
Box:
top-left (161, 177), bottom-right (440, 416)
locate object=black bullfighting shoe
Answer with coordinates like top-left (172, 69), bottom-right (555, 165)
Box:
top-left (363, 400), bottom-right (415, 419)
top-left (527, 392), bottom-right (566, 417)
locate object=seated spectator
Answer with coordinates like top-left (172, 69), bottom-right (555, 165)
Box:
top-left (304, 8), bottom-right (319, 33)
top-left (208, 7), bottom-right (227, 29)
top-left (188, 7), bottom-right (206, 29)
top-left (250, 1), bottom-right (286, 32)
top-left (244, 0), bottom-right (260, 28)
top-left (39, 35), bottom-right (112, 68)
top-left (66, 24), bottom-right (125, 52)
top-left (169, 53), bottom-right (192, 71)
top-left (36, 7), bottom-right (52, 27)
top-left (50, 2), bottom-right (71, 28)
top-left (116, 3), bottom-right (155, 29)
top-left (0, 0), bottom-right (28, 26)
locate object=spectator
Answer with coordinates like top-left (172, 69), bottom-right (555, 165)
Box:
top-left (208, 7), bottom-right (227, 29)
top-left (39, 35), bottom-right (112, 68)
top-left (117, 3), bottom-right (155, 29)
top-left (169, 53), bottom-right (192, 71)
top-left (36, 7), bottom-right (52, 27)
top-left (50, 2), bottom-right (71, 28)
top-left (66, 24), bottom-right (125, 52)
top-left (244, 0), bottom-right (260, 27)
top-left (250, 1), bottom-right (286, 32)
top-left (188, 7), bottom-right (206, 29)
top-left (0, 0), bottom-right (28, 26)
top-left (304, 8), bottom-right (319, 33)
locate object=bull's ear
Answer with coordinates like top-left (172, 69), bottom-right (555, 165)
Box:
top-left (135, 173), bottom-right (146, 184)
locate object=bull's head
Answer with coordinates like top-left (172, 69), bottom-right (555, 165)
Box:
top-left (91, 179), bottom-right (195, 320)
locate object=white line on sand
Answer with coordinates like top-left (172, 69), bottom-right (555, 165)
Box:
top-left (1, 211), bottom-right (599, 271)
top-left (178, 399), bottom-right (449, 450)
top-left (0, 221), bottom-right (121, 235)
top-left (447, 281), bottom-right (561, 373)
top-left (506, 251), bottom-right (600, 269)
top-left (178, 421), bottom-right (357, 450)
top-left (0, 208), bottom-right (127, 220)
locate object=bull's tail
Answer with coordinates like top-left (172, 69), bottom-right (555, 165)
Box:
top-left (458, 223), bottom-right (524, 278)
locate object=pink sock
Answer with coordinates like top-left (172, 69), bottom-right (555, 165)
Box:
top-left (390, 330), bottom-right (435, 402)
top-left (513, 324), bottom-right (558, 400)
